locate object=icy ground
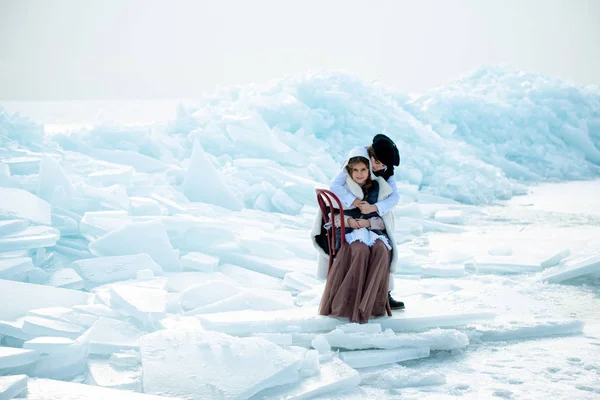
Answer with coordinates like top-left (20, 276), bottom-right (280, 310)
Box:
top-left (1, 68), bottom-right (600, 399)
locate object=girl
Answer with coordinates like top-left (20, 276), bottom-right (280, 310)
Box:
top-left (329, 134), bottom-right (404, 310)
top-left (311, 147), bottom-right (399, 324)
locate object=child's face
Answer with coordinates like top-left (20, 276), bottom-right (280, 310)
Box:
top-left (350, 162), bottom-right (369, 185)
top-left (370, 156), bottom-right (385, 172)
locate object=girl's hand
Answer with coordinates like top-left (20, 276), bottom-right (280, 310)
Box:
top-left (347, 218), bottom-right (361, 229)
top-left (357, 219), bottom-right (371, 228)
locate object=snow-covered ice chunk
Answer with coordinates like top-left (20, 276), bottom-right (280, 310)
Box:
top-left (253, 357), bottom-right (360, 400)
top-left (0, 318), bottom-right (30, 341)
top-left (283, 271), bottom-right (322, 292)
top-left (433, 210), bottom-right (463, 224)
top-left (73, 304), bottom-right (122, 319)
top-left (109, 350), bottom-right (141, 369)
top-left (87, 317), bottom-right (144, 355)
top-left (179, 280), bottom-right (241, 311)
top-left (220, 263), bottom-right (285, 290)
top-left (186, 290), bottom-right (295, 315)
top-left (150, 193), bottom-right (188, 215)
top-left (0, 187), bottom-right (51, 225)
top-left (22, 316), bottom-right (85, 339)
top-left (26, 306), bottom-right (78, 324)
top-left (136, 269), bottom-right (154, 280)
top-left (47, 268), bottom-right (84, 290)
top-left (87, 358), bottom-right (142, 392)
top-left (540, 248), bottom-right (571, 269)
top-left (378, 311), bottom-right (496, 332)
top-left (180, 252), bottom-right (219, 272)
top-left (78, 183), bottom-right (131, 211)
top-left (71, 253), bottom-right (163, 289)
top-left (474, 256), bottom-right (542, 274)
top-left (89, 220), bottom-right (180, 272)
top-left (197, 308), bottom-right (342, 335)
top-left (2, 157), bottom-right (40, 175)
top-left (88, 166), bottom-right (135, 186)
top-left (140, 329), bottom-right (302, 400)
top-left (420, 263), bottom-right (465, 277)
top-left (23, 336), bottom-right (75, 354)
top-left (0, 347), bottom-right (38, 371)
top-left (359, 364), bottom-right (446, 389)
top-left (271, 189), bottom-right (303, 215)
top-left (158, 315), bottom-right (204, 332)
top-left (475, 320), bottom-right (585, 342)
top-left (222, 252), bottom-right (306, 279)
top-left (36, 154), bottom-right (75, 202)
top-left (0, 219), bottom-right (29, 237)
top-left (488, 245), bottom-right (513, 256)
top-left (251, 333), bottom-right (293, 346)
top-left (0, 280), bottom-right (92, 321)
top-left (298, 349), bottom-right (320, 377)
top-left (109, 286), bottom-right (167, 326)
top-left (0, 374), bottom-right (28, 399)
top-left (395, 216), bottom-right (465, 233)
top-left (0, 225), bottom-right (60, 252)
top-left (79, 210), bottom-right (132, 240)
top-left (89, 148), bottom-right (169, 173)
top-left (154, 214), bottom-right (238, 253)
top-left (324, 327), bottom-right (469, 351)
top-left (539, 254), bottom-right (600, 283)
top-left (339, 347), bottom-right (430, 369)
top-left (311, 335), bottom-right (331, 354)
top-left (0, 257), bottom-right (33, 280)
top-left (295, 285), bottom-right (325, 307)
top-left (164, 271), bottom-right (237, 292)
top-left (25, 378), bottom-right (185, 399)
top-left (31, 334), bottom-right (88, 379)
top-left (183, 141), bottom-right (243, 211)
top-left (130, 197), bottom-right (165, 216)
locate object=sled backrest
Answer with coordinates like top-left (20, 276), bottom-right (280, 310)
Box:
top-left (315, 189), bottom-right (346, 267)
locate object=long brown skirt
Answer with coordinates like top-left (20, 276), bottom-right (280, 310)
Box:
top-left (319, 240), bottom-right (391, 324)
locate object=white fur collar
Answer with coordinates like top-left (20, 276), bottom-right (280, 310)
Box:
top-left (345, 175), bottom-right (393, 203)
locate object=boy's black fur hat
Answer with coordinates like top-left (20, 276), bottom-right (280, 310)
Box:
top-left (372, 134), bottom-right (400, 179)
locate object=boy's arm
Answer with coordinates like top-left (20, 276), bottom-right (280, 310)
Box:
top-left (374, 177), bottom-right (400, 216)
top-left (329, 170), bottom-right (358, 208)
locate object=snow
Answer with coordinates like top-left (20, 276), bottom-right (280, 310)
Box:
top-left (1, 68), bottom-right (600, 398)
top-left (183, 141), bottom-right (243, 211)
top-left (87, 357), bottom-right (142, 391)
top-left (538, 254), bottom-right (600, 283)
top-left (180, 252), bottom-right (219, 272)
top-left (89, 220), bottom-right (181, 272)
top-left (109, 286), bottom-right (167, 326)
top-left (339, 347), bottom-right (431, 369)
top-left (0, 280), bottom-right (91, 321)
top-left (22, 316), bottom-right (85, 339)
top-left (71, 253), bottom-right (163, 289)
top-left (87, 317), bottom-right (144, 355)
top-left (0, 188), bottom-right (51, 225)
top-left (0, 226), bottom-right (60, 252)
top-left (0, 257), bottom-right (33, 280)
top-left (24, 378), bottom-right (184, 399)
top-left (0, 347), bottom-right (38, 370)
top-left (0, 219), bottom-right (29, 237)
top-left (23, 336), bottom-right (75, 353)
top-left (253, 357), bottom-right (360, 400)
top-left (0, 374), bottom-right (28, 400)
top-left (140, 330), bottom-right (302, 399)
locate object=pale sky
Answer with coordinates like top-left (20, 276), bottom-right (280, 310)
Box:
top-left (1, 0), bottom-right (599, 100)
